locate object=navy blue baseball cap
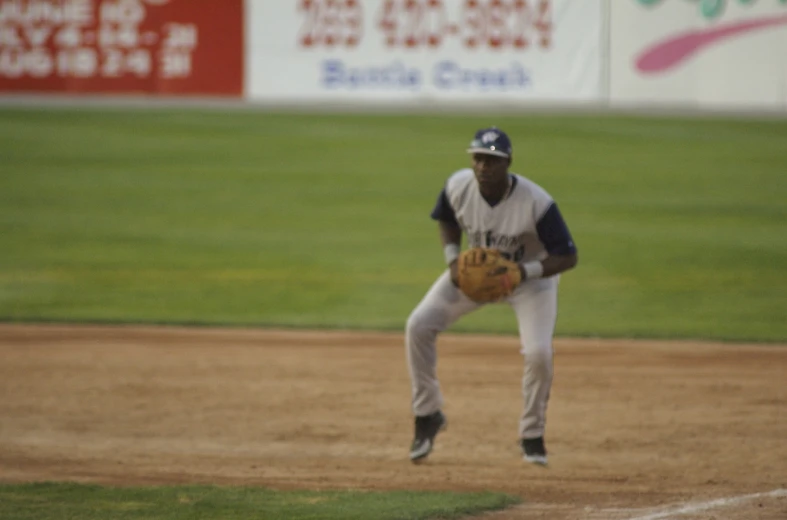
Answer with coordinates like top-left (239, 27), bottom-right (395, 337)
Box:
top-left (466, 127), bottom-right (512, 158)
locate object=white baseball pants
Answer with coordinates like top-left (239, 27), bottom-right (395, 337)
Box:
top-left (405, 271), bottom-right (558, 439)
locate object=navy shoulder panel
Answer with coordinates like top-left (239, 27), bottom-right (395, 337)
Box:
top-left (430, 187), bottom-right (459, 226)
top-left (536, 203), bottom-right (576, 255)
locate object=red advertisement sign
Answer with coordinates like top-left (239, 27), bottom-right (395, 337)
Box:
top-left (0, 0), bottom-right (243, 96)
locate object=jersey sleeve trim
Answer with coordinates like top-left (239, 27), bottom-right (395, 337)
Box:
top-left (430, 187), bottom-right (459, 226)
top-left (536, 203), bottom-right (577, 256)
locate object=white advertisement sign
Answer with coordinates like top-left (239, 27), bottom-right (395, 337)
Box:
top-left (246, 0), bottom-right (603, 104)
top-left (610, 0), bottom-right (787, 110)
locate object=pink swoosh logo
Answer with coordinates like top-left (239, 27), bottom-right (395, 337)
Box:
top-left (636, 14), bottom-right (787, 74)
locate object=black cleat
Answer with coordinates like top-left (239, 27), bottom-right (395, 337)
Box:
top-left (520, 436), bottom-right (548, 466)
top-left (409, 411), bottom-right (447, 462)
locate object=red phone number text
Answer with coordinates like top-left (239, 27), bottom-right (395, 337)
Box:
top-left (298, 0), bottom-right (552, 50)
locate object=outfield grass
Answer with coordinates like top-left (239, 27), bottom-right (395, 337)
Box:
top-left (0, 108), bottom-right (785, 341)
top-left (0, 483), bottom-right (519, 520)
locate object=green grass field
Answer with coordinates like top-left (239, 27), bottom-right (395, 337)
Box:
top-left (0, 483), bottom-right (518, 520)
top-left (1, 107), bottom-right (785, 341)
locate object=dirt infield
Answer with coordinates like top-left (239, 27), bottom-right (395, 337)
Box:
top-left (0, 324), bottom-right (784, 519)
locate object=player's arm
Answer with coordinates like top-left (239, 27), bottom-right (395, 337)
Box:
top-left (519, 203), bottom-right (578, 282)
top-left (532, 252), bottom-right (577, 278)
top-left (431, 187), bottom-right (463, 286)
top-left (439, 219), bottom-right (462, 248)
top-left (439, 220), bottom-right (463, 286)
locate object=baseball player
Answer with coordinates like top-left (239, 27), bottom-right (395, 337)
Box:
top-left (405, 127), bottom-right (578, 465)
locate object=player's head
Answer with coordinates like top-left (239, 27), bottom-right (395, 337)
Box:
top-left (466, 127), bottom-right (512, 186)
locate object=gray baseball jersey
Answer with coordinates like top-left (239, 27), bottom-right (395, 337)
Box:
top-left (432, 168), bottom-right (576, 263)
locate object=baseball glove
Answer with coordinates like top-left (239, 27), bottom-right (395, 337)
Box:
top-left (456, 247), bottom-right (522, 303)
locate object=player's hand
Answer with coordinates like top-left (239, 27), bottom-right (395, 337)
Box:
top-left (449, 260), bottom-right (460, 287)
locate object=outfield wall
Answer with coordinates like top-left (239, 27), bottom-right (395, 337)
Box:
top-left (245, 0), bottom-right (603, 104)
top-left (610, 0), bottom-right (787, 111)
top-left (1, 0), bottom-right (786, 112)
top-left (0, 0), bottom-right (244, 95)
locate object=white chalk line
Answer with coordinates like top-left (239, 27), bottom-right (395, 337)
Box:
top-left (621, 488), bottom-right (787, 520)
